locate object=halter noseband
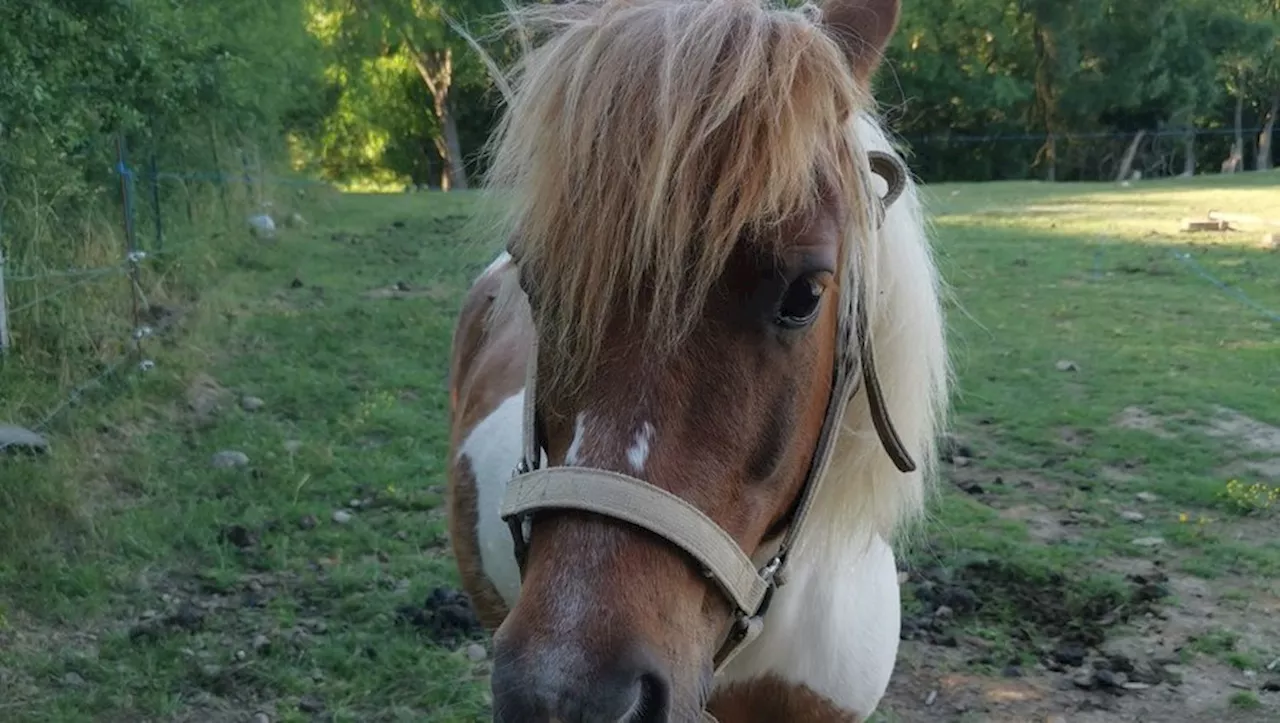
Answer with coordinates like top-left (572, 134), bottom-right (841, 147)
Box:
top-left (498, 150), bottom-right (915, 690)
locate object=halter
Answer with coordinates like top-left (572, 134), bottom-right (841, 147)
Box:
top-left (498, 150), bottom-right (915, 701)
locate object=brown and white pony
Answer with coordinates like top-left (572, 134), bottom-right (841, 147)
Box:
top-left (445, 0), bottom-right (949, 720)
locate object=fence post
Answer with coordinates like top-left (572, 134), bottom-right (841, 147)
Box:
top-left (116, 134), bottom-right (142, 334)
top-left (0, 247), bottom-right (9, 355)
top-left (149, 152), bottom-right (162, 252)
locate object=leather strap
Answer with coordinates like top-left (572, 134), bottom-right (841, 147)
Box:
top-left (502, 468), bottom-right (773, 616)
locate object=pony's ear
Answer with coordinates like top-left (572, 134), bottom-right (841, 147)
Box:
top-left (819, 0), bottom-right (900, 84)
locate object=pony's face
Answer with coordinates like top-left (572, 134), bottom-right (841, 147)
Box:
top-left (483, 0), bottom-right (903, 720)
top-left (493, 199), bottom-right (847, 721)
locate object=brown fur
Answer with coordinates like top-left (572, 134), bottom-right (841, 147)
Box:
top-left (708, 674), bottom-right (862, 722)
top-left (447, 0), bottom-right (912, 719)
top-left (446, 262), bottom-right (526, 630)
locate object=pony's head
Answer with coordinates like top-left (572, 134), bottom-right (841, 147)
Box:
top-left (476, 0), bottom-right (942, 720)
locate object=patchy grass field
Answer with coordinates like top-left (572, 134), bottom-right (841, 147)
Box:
top-left (1, 171), bottom-right (1278, 722)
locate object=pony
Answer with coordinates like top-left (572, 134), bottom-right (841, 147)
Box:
top-left (445, 0), bottom-right (949, 720)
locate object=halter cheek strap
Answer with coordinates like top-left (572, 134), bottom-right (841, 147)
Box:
top-left (500, 150), bottom-right (914, 689)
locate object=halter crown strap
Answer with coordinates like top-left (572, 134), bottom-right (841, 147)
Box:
top-left (501, 149), bottom-right (916, 680)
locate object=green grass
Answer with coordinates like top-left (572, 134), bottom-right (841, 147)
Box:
top-left (2, 170), bottom-right (1279, 721)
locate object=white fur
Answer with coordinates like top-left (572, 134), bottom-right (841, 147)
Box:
top-left (718, 535), bottom-right (902, 717)
top-left (565, 412), bottom-right (588, 465)
top-left (627, 421), bottom-right (655, 473)
top-left (459, 389), bottom-right (537, 607)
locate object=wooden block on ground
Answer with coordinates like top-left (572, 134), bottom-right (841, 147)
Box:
top-left (1180, 218), bottom-right (1231, 232)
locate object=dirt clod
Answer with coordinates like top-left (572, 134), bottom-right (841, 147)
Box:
top-left (395, 587), bottom-right (483, 647)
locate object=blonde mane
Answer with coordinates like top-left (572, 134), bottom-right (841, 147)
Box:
top-left (470, 0), bottom-right (950, 556)
top-left (478, 0), bottom-right (887, 390)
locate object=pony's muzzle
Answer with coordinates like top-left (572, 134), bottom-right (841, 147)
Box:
top-left (490, 635), bottom-right (672, 723)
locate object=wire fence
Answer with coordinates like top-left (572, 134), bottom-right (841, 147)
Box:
top-left (899, 125), bottom-right (1274, 184)
top-left (0, 131), bottom-right (333, 453)
top-left (1, 124), bottom-right (1275, 455)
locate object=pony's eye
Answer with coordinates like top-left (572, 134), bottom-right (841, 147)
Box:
top-left (774, 275), bottom-right (824, 329)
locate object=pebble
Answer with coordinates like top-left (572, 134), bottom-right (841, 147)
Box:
top-left (466, 643), bottom-right (487, 662)
top-left (1132, 536), bottom-right (1165, 547)
top-left (0, 424), bottom-right (49, 455)
top-left (1120, 510), bottom-right (1146, 522)
top-left (252, 634), bottom-right (271, 652)
top-left (62, 672), bottom-right (86, 687)
top-left (298, 514), bottom-right (318, 530)
top-left (298, 695), bottom-right (325, 714)
top-left (332, 509), bottom-right (353, 524)
top-left (252, 714), bottom-right (271, 723)
top-left (1135, 492), bottom-right (1158, 503)
top-left (211, 450), bottom-right (250, 469)
top-left (1055, 360), bottom-right (1079, 372)
top-left (241, 395), bottom-right (265, 412)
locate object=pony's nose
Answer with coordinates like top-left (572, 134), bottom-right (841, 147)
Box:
top-left (490, 638), bottom-right (671, 723)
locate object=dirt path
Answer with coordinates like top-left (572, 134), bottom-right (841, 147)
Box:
top-left (876, 405), bottom-right (1280, 722)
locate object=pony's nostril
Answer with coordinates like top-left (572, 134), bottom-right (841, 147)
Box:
top-left (627, 671), bottom-right (671, 723)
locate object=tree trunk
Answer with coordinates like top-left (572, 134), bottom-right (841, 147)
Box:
top-left (1223, 94), bottom-right (1245, 173)
top-left (1258, 93), bottom-right (1278, 172)
top-left (408, 44), bottom-right (468, 191)
top-left (1030, 22), bottom-right (1059, 182)
top-left (1183, 127), bottom-right (1197, 176)
top-left (1116, 130), bottom-right (1147, 182)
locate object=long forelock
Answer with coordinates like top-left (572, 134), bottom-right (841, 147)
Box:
top-left (479, 0), bottom-right (882, 390)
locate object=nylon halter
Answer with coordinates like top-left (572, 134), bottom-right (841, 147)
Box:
top-left (499, 150), bottom-right (916, 684)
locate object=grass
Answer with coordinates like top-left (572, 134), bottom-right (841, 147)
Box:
top-left (1, 169), bottom-right (1279, 721)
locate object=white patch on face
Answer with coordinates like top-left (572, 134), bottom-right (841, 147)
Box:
top-left (626, 421), bottom-right (655, 473)
top-left (565, 412), bottom-right (588, 465)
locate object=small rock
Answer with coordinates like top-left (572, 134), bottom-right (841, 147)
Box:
top-left (1122, 681), bottom-right (1151, 691)
top-left (0, 424), bottom-right (49, 455)
top-left (1095, 669), bottom-right (1120, 688)
top-left (1135, 492), bottom-right (1158, 503)
top-left (252, 713), bottom-right (271, 723)
top-left (1073, 671), bottom-right (1099, 690)
top-left (298, 514), bottom-right (318, 530)
top-left (235, 649), bottom-right (247, 661)
top-left (934, 605), bottom-right (954, 620)
top-left (332, 509), bottom-right (353, 524)
top-left (1262, 679), bottom-right (1280, 692)
top-left (1002, 665), bottom-right (1023, 678)
top-left (953, 456), bottom-right (972, 467)
top-left (924, 690), bottom-right (938, 706)
top-left (211, 450), bottom-right (249, 469)
top-left (348, 498), bottom-right (363, 509)
top-left (1120, 511), bottom-right (1146, 523)
top-left (466, 643), bottom-right (487, 662)
top-left (394, 530), bottom-right (408, 541)
top-left (241, 396), bottom-right (265, 412)
top-left (1054, 643), bottom-right (1087, 667)
top-left (1132, 536), bottom-right (1165, 548)
top-left (62, 672), bottom-right (86, 687)
top-left (1055, 360), bottom-right (1079, 372)
top-left (248, 213), bottom-right (276, 239)
top-left (252, 634), bottom-right (271, 652)
top-left (219, 524), bottom-right (257, 549)
top-left (298, 695), bottom-right (325, 714)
